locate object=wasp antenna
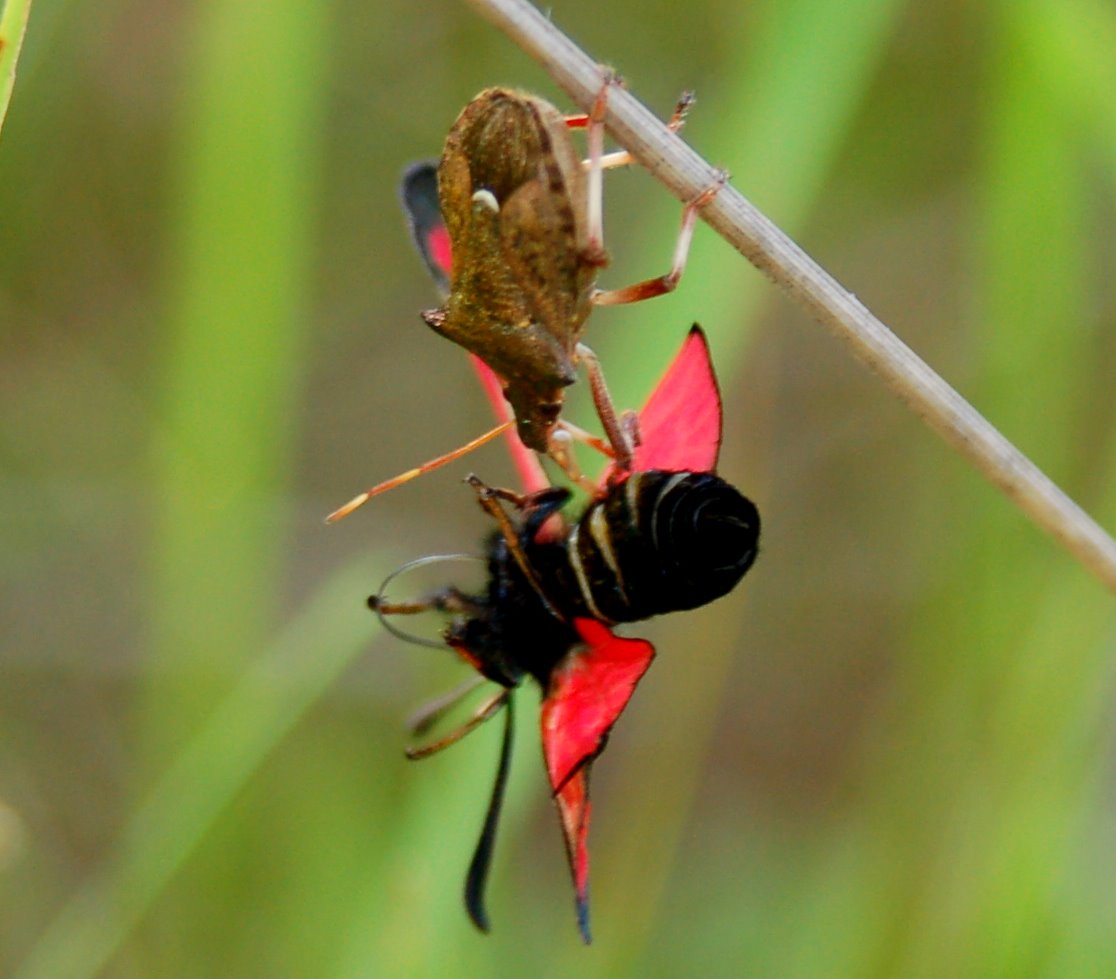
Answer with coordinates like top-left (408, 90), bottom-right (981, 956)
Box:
top-left (370, 553), bottom-right (484, 651)
top-left (465, 693), bottom-right (515, 934)
top-left (325, 421), bottom-right (514, 523)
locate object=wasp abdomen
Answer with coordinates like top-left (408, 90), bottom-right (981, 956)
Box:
top-left (566, 471), bottom-right (760, 624)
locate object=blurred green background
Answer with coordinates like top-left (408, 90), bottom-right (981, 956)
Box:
top-left (2, 0), bottom-right (1116, 975)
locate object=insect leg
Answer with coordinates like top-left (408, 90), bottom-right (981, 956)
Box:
top-left (580, 73), bottom-right (617, 266)
top-left (546, 429), bottom-right (602, 497)
top-left (576, 343), bottom-right (634, 471)
top-left (465, 475), bottom-right (565, 620)
top-left (405, 687), bottom-right (509, 760)
top-left (586, 91), bottom-right (695, 170)
top-left (368, 586), bottom-right (479, 652)
top-left (553, 420), bottom-right (614, 459)
top-left (590, 170), bottom-right (727, 307)
top-left (406, 675), bottom-right (489, 736)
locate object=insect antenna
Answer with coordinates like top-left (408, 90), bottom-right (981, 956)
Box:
top-left (368, 553), bottom-right (484, 651)
top-left (465, 692), bottom-right (515, 934)
top-left (326, 421), bottom-right (513, 523)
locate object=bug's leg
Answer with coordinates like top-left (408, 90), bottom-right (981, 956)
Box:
top-left (406, 687), bottom-right (510, 759)
top-left (546, 428), bottom-right (601, 497)
top-left (326, 420), bottom-right (513, 523)
top-left (586, 91), bottom-right (695, 170)
top-left (368, 597), bottom-right (438, 615)
top-left (576, 343), bottom-right (635, 472)
top-left (591, 170), bottom-right (727, 307)
top-left (579, 71), bottom-right (621, 266)
top-left (368, 580), bottom-right (482, 652)
top-left (553, 420), bottom-right (614, 460)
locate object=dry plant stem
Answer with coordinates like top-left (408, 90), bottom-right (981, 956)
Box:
top-left (465, 0), bottom-right (1116, 597)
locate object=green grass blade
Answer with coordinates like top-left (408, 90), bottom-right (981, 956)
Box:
top-left (856, 3), bottom-right (1116, 975)
top-left (144, 0), bottom-right (326, 749)
top-left (0, 0), bottom-right (31, 138)
top-left (14, 559), bottom-right (387, 979)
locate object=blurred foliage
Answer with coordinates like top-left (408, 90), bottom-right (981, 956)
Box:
top-left (2, 0), bottom-right (1115, 976)
top-left (0, 0), bottom-right (33, 134)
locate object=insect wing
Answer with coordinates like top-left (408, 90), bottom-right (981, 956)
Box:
top-left (540, 618), bottom-right (656, 943)
top-left (554, 769), bottom-right (592, 943)
top-left (400, 161), bottom-right (453, 293)
top-left (608, 325), bottom-right (723, 480)
top-left (541, 619), bottom-right (656, 791)
top-left (471, 354), bottom-right (551, 496)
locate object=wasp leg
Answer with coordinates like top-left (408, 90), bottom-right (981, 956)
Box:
top-left (465, 475), bottom-right (565, 621)
top-left (406, 687), bottom-right (510, 760)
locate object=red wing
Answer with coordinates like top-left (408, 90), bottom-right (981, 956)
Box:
top-left (400, 161), bottom-right (452, 294)
top-left (541, 619), bottom-right (656, 790)
top-left (605, 325), bottom-right (723, 482)
top-left (540, 618), bottom-right (656, 944)
top-left (553, 768), bottom-right (592, 943)
top-left (471, 355), bottom-right (550, 496)
top-left (400, 161), bottom-right (550, 495)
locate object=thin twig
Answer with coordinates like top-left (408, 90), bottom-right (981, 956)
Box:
top-left (464, 0), bottom-right (1116, 597)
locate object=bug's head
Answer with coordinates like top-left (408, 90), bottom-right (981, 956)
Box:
top-left (501, 383), bottom-right (564, 455)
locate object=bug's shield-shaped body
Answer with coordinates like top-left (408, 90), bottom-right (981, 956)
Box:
top-left (426, 88), bottom-right (603, 453)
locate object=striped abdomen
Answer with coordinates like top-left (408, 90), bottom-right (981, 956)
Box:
top-left (562, 471), bottom-right (760, 624)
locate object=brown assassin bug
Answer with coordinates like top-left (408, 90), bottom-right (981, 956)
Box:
top-left (327, 78), bottom-right (724, 523)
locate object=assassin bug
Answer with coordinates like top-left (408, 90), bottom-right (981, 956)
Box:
top-left (372, 326), bottom-right (760, 942)
top-left (327, 81), bottom-right (721, 522)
